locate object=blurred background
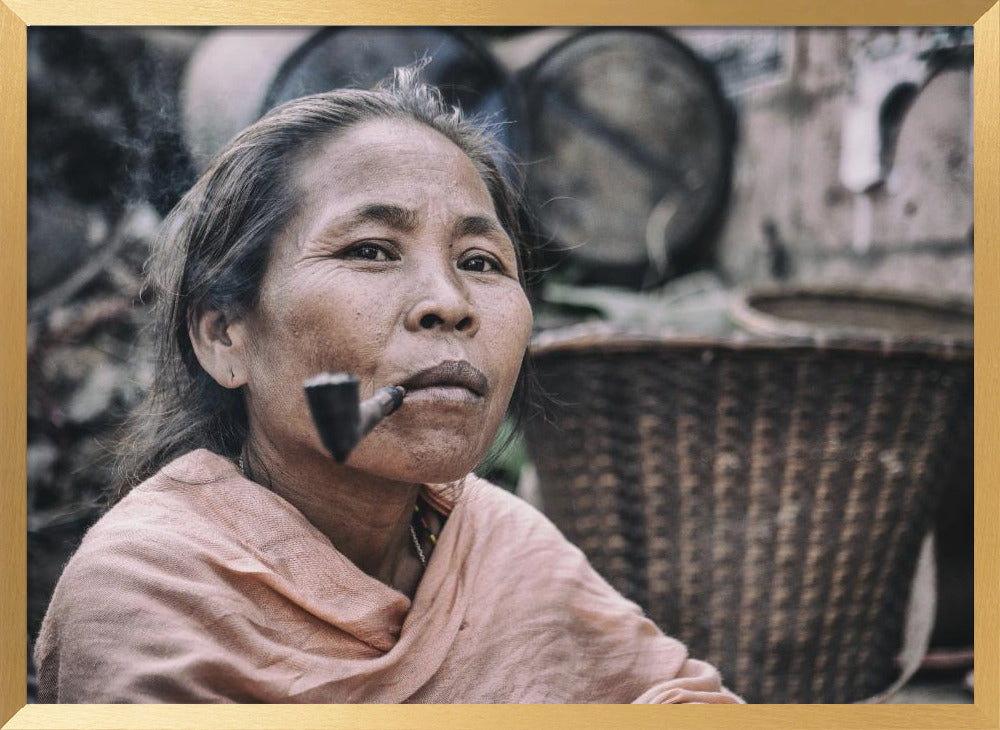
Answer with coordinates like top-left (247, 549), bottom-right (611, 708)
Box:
top-left (26, 26), bottom-right (974, 703)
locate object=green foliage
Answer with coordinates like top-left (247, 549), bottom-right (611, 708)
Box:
top-left (475, 416), bottom-right (528, 492)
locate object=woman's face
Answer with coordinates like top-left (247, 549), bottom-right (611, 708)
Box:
top-left (237, 118), bottom-right (532, 483)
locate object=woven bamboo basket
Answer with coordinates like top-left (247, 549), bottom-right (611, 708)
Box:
top-left (523, 289), bottom-right (972, 703)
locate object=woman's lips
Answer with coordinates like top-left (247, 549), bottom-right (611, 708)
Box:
top-left (398, 361), bottom-right (488, 403)
top-left (403, 384), bottom-right (483, 404)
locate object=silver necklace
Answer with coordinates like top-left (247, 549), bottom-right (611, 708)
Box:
top-left (410, 524), bottom-right (427, 568)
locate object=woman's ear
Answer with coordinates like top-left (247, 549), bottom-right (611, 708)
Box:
top-left (189, 308), bottom-right (249, 389)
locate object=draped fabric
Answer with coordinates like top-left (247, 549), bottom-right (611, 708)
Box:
top-left (35, 449), bottom-right (742, 704)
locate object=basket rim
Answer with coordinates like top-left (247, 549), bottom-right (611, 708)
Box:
top-left (529, 321), bottom-right (973, 363)
top-left (730, 285), bottom-right (973, 342)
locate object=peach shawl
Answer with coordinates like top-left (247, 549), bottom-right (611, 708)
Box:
top-left (35, 449), bottom-right (741, 704)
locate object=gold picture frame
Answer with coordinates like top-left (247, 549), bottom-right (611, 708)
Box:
top-left (2, 2), bottom-right (997, 728)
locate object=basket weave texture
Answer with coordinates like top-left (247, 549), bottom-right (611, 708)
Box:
top-left (524, 337), bottom-right (971, 703)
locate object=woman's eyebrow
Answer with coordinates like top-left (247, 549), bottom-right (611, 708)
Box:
top-left (334, 203), bottom-right (420, 234)
top-left (455, 215), bottom-right (511, 247)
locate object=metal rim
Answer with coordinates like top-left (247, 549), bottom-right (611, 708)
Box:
top-left (518, 27), bottom-right (736, 287)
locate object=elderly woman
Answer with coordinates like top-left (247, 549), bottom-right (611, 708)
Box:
top-left (34, 68), bottom-right (741, 704)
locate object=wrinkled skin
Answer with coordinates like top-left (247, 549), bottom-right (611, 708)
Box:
top-left (229, 117), bottom-right (532, 484)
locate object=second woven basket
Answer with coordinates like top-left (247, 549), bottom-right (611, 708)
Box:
top-left (524, 290), bottom-right (972, 703)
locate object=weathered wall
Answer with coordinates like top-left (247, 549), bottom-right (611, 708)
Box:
top-left (676, 27), bottom-right (973, 296)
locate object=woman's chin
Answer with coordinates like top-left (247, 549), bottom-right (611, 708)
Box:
top-left (347, 435), bottom-right (486, 485)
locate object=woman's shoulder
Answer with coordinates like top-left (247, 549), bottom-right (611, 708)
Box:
top-left (83, 450), bottom-right (237, 535)
top-left (48, 449), bottom-right (269, 606)
top-left (451, 473), bottom-right (584, 556)
top-left (49, 454), bottom-right (226, 592)
top-left (456, 473), bottom-right (548, 522)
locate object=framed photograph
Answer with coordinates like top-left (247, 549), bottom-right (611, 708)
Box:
top-left (1, 1), bottom-right (996, 728)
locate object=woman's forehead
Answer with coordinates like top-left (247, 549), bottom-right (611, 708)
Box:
top-left (289, 118), bottom-right (498, 233)
top-left (295, 119), bottom-right (489, 198)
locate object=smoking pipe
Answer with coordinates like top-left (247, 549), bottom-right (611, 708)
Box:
top-left (304, 373), bottom-right (406, 462)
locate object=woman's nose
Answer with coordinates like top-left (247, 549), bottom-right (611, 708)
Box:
top-left (404, 273), bottom-right (480, 336)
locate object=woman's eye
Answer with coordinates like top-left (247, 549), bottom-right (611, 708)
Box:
top-left (460, 254), bottom-right (503, 273)
top-left (343, 242), bottom-right (394, 262)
